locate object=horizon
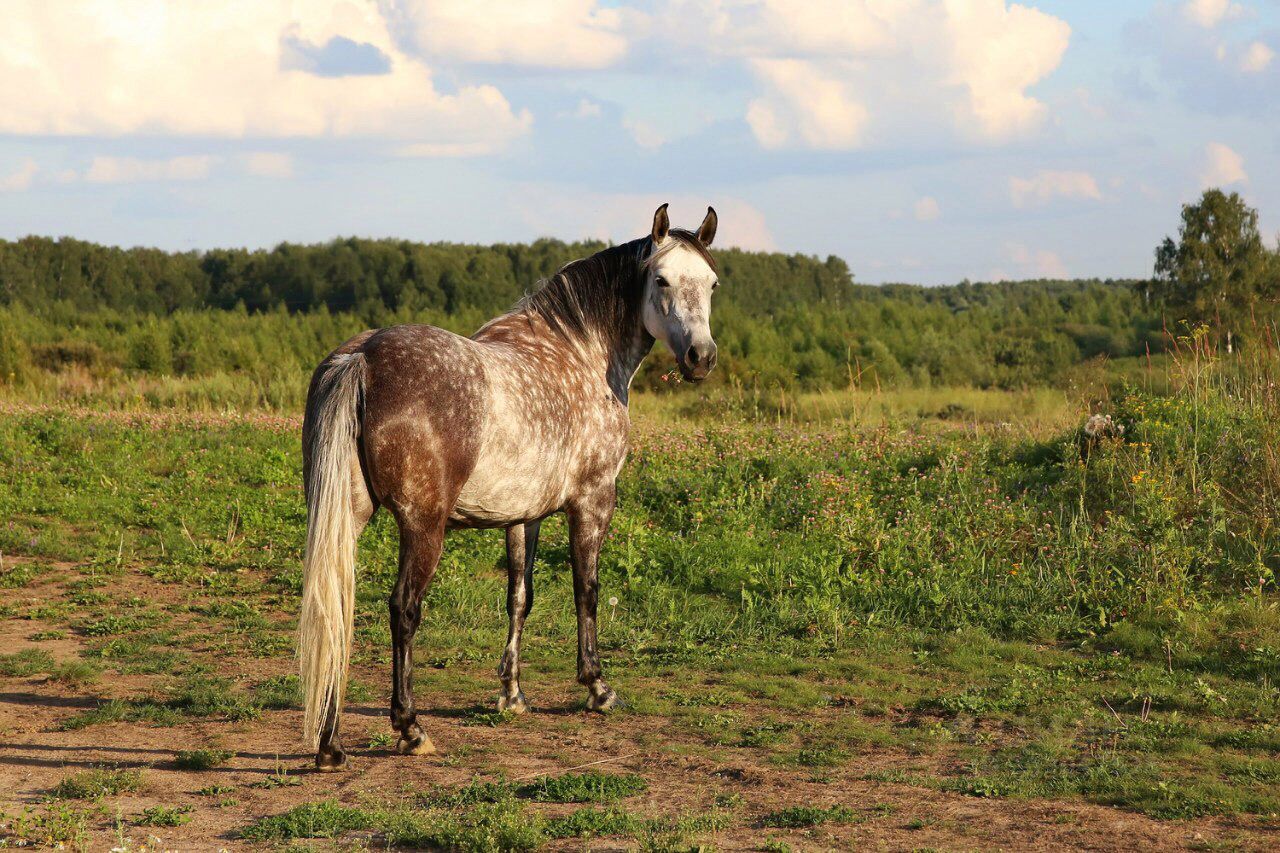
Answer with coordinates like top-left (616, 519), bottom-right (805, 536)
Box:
top-left (2, 1), bottom-right (1278, 286)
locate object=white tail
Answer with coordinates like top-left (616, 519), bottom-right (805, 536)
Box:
top-left (299, 353), bottom-right (366, 748)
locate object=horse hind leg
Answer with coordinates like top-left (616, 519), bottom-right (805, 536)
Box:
top-left (497, 521), bottom-right (540, 713)
top-left (389, 513), bottom-right (446, 756)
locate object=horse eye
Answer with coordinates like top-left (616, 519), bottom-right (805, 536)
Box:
top-left (655, 275), bottom-right (670, 288)
top-left (711, 280), bottom-right (719, 290)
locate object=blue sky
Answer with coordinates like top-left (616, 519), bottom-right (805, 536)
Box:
top-left (1, 1), bottom-right (1277, 285)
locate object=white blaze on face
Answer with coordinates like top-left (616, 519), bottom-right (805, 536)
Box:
top-left (642, 240), bottom-right (717, 373)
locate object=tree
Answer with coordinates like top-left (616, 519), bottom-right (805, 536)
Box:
top-left (1153, 189), bottom-right (1276, 352)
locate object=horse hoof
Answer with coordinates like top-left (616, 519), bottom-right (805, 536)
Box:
top-left (315, 750), bottom-right (347, 772)
top-left (497, 692), bottom-right (529, 714)
top-left (586, 688), bottom-right (619, 714)
top-left (396, 734), bottom-right (436, 756)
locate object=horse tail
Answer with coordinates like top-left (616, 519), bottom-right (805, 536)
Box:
top-left (299, 352), bottom-right (366, 749)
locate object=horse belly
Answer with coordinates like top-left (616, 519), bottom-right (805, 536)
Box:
top-left (450, 451), bottom-right (568, 527)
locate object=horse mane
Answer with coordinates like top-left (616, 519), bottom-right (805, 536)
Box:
top-left (517, 230), bottom-right (715, 341)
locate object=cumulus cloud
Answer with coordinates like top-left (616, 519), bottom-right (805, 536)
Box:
top-left (0, 159), bottom-right (39, 192)
top-left (623, 118), bottom-right (667, 150)
top-left (1009, 170), bottom-right (1102, 208)
top-left (381, 0), bottom-right (629, 69)
top-left (914, 197), bottom-right (941, 222)
top-left (84, 156), bottom-right (217, 184)
top-left (0, 1), bottom-right (530, 152)
top-left (697, 0), bottom-right (1070, 150)
top-left (1201, 142), bottom-right (1247, 186)
top-left (1181, 0), bottom-right (1243, 28)
top-left (746, 59), bottom-right (868, 150)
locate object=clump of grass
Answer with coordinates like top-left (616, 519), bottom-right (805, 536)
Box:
top-left (421, 778), bottom-right (516, 808)
top-left (174, 748), bottom-right (234, 770)
top-left (59, 674), bottom-right (259, 730)
top-left (520, 771), bottom-right (648, 803)
top-left (133, 805), bottom-right (192, 827)
top-left (197, 784), bottom-right (236, 796)
top-left (544, 806), bottom-right (645, 839)
top-left (2, 804), bottom-right (91, 847)
top-left (0, 648), bottom-right (54, 677)
top-left (252, 674), bottom-right (301, 709)
top-left (48, 659), bottom-right (101, 687)
top-left (795, 746), bottom-right (849, 767)
top-left (760, 804), bottom-right (857, 829)
top-left (241, 800), bottom-right (370, 841)
top-left (460, 708), bottom-right (517, 727)
top-left (48, 767), bottom-right (143, 800)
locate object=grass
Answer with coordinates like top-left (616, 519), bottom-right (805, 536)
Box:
top-left (4, 343), bottom-right (1280, 844)
top-left (520, 772), bottom-right (648, 803)
top-left (48, 767), bottom-right (143, 800)
top-left (174, 748), bottom-right (234, 770)
top-left (760, 804), bottom-right (858, 829)
top-left (133, 805), bottom-right (192, 827)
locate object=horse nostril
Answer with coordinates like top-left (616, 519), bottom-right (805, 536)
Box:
top-left (686, 345), bottom-right (700, 365)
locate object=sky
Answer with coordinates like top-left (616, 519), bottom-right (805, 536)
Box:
top-left (1, 0), bottom-right (1278, 285)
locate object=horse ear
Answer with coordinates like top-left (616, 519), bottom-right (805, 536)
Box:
top-left (651, 203), bottom-right (670, 244)
top-left (697, 206), bottom-right (717, 247)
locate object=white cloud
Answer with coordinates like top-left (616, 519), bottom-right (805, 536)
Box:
top-left (242, 152), bottom-right (294, 178)
top-left (1182, 0), bottom-right (1243, 28)
top-left (623, 118), bottom-right (666, 150)
top-left (746, 59), bottom-right (867, 150)
top-left (1239, 41), bottom-right (1274, 73)
top-left (0, 2), bottom-right (530, 153)
top-left (711, 0), bottom-right (1070, 150)
top-left (382, 0), bottom-right (630, 69)
top-left (1009, 170), bottom-right (1102, 208)
top-left (0, 159), bottom-right (39, 192)
top-left (1201, 142), bottom-right (1247, 186)
top-left (914, 196), bottom-right (941, 222)
top-left (84, 155), bottom-right (217, 184)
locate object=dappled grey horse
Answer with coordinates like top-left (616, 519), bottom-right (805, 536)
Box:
top-left (298, 204), bottom-right (721, 769)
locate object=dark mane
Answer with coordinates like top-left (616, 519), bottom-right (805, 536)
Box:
top-left (517, 230), bottom-right (715, 342)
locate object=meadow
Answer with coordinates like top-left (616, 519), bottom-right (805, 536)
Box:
top-left (1, 330), bottom-right (1278, 850)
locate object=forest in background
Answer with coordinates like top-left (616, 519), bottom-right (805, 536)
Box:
top-left (0, 190), bottom-right (1273, 397)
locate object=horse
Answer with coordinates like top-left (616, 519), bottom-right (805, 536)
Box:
top-left (298, 203), bottom-right (721, 769)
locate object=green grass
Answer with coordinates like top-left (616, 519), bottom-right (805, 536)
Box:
top-left (48, 767), bottom-right (143, 800)
top-left (760, 804), bottom-right (858, 829)
top-left (4, 345), bottom-right (1280, 837)
top-left (0, 648), bottom-right (54, 677)
top-left (520, 772), bottom-right (648, 803)
top-left (133, 805), bottom-right (192, 827)
top-left (174, 748), bottom-right (234, 770)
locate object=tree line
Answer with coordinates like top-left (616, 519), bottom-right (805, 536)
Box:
top-left (2, 190), bottom-right (1274, 392)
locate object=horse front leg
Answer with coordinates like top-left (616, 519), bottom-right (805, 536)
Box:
top-left (567, 487), bottom-right (618, 712)
top-left (389, 517), bottom-right (445, 755)
top-left (497, 520), bottom-right (540, 713)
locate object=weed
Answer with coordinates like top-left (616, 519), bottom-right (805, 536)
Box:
top-left (174, 748), bottom-right (234, 770)
top-left (133, 805), bottom-right (192, 827)
top-left (520, 771), bottom-right (648, 803)
top-left (760, 804), bottom-right (857, 829)
top-left (0, 648), bottom-right (53, 677)
top-left (49, 767), bottom-right (143, 800)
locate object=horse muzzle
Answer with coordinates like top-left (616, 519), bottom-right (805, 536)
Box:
top-left (679, 341), bottom-right (718, 382)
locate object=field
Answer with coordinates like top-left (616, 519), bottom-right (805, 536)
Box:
top-left (2, 349), bottom-right (1280, 851)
